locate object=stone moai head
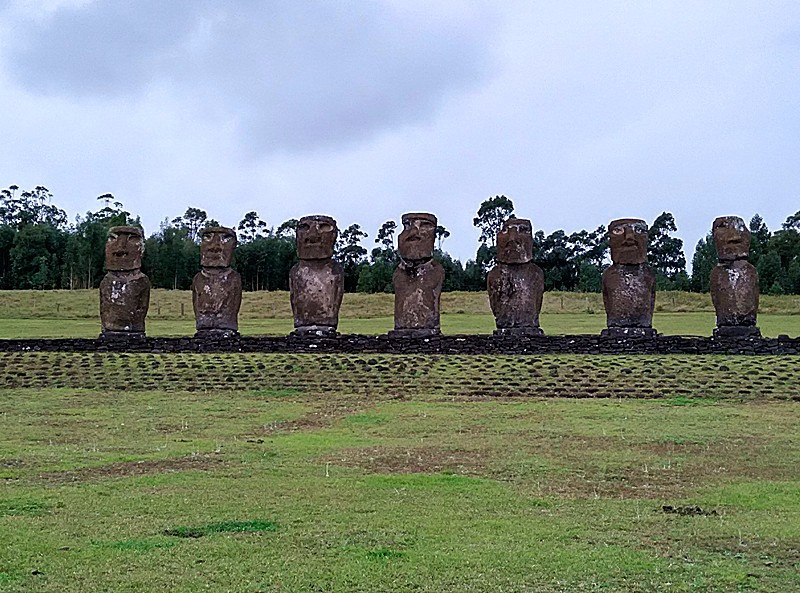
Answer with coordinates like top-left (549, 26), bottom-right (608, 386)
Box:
top-left (609, 219), bottom-right (648, 265)
top-left (200, 226), bottom-right (237, 268)
top-left (397, 212), bottom-right (437, 261)
top-left (296, 215), bottom-right (337, 260)
top-left (713, 216), bottom-right (750, 262)
top-left (105, 226), bottom-right (144, 271)
top-left (496, 218), bottom-right (533, 264)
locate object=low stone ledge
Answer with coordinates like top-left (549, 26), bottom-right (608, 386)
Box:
top-left (0, 334), bottom-right (798, 355)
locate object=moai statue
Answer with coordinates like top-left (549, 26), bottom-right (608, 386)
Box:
top-left (487, 218), bottom-right (545, 336)
top-left (289, 215), bottom-right (344, 337)
top-left (99, 226), bottom-right (150, 339)
top-left (710, 216), bottom-right (760, 337)
top-left (192, 227), bottom-right (242, 338)
top-left (389, 212), bottom-right (444, 338)
top-left (601, 218), bottom-right (657, 337)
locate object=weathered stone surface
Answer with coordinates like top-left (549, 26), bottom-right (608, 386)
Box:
top-left (397, 212), bottom-right (437, 262)
top-left (496, 218), bottom-right (534, 264)
top-left (391, 213), bottom-right (443, 337)
top-left (296, 215), bottom-right (337, 260)
top-left (100, 226), bottom-right (150, 337)
top-left (488, 218), bottom-right (544, 335)
top-left (602, 219), bottom-right (656, 335)
top-left (192, 227), bottom-right (242, 338)
top-left (4, 334), bottom-right (799, 356)
top-left (290, 216), bottom-right (344, 336)
top-left (710, 216), bottom-right (760, 337)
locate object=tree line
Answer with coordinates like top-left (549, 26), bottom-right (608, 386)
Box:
top-left (1, 185), bottom-right (798, 295)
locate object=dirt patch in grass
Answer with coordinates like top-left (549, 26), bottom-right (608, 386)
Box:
top-left (37, 454), bottom-right (226, 484)
top-left (324, 446), bottom-right (489, 475)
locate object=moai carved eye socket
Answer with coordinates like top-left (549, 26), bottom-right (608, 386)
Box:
top-left (298, 223), bottom-right (310, 232)
top-left (202, 233), bottom-right (213, 242)
top-left (419, 220), bottom-right (436, 231)
top-left (611, 227), bottom-right (625, 236)
top-left (632, 223), bottom-right (648, 234)
top-left (220, 235), bottom-right (232, 243)
top-left (318, 223), bottom-right (333, 233)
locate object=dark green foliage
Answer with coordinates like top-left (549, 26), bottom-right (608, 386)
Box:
top-left (335, 223), bottom-right (368, 292)
top-left (1, 184), bottom-right (799, 295)
top-left (235, 235), bottom-right (297, 291)
top-left (690, 234), bottom-right (716, 292)
top-left (647, 212), bottom-right (687, 283)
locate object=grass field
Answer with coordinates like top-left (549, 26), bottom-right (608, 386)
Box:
top-left (2, 289), bottom-right (799, 591)
top-left (1, 353), bottom-right (799, 592)
top-left (1, 290), bottom-right (800, 338)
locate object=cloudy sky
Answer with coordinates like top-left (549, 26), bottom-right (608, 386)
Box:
top-left (1, 0), bottom-right (798, 265)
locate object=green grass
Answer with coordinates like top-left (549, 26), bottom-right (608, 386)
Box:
top-left (2, 288), bottom-right (800, 317)
top-left (1, 353), bottom-right (799, 591)
top-left (2, 312), bottom-right (800, 338)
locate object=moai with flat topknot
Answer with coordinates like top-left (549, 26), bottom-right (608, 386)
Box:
top-left (192, 226), bottom-right (242, 338)
top-left (99, 226), bottom-right (150, 340)
top-left (289, 215), bottom-right (344, 337)
top-left (711, 216), bottom-right (760, 338)
top-left (488, 218), bottom-right (545, 336)
top-left (601, 218), bottom-right (657, 337)
top-left (389, 212), bottom-right (444, 338)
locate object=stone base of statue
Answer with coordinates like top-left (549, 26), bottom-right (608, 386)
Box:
top-left (713, 325), bottom-right (761, 338)
top-left (601, 327), bottom-right (658, 338)
top-left (388, 328), bottom-right (441, 339)
top-left (493, 327), bottom-right (544, 337)
top-left (194, 328), bottom-right (240, 339)
top-left (98, 330), bottom-right (147, 343)
top-left (292, 325), bottom-right (338, 338)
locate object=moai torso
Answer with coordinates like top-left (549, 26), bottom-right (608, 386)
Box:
top-left (290, 259), bottom-right (344, 329)
top-left (487, 218), bottom-right (544, 335)
top-left (602, 264), bottom-right (656, 328)
top-left (99, 226), bottom-right (150, 337)
top-left (391, 213), bottom-right (444, 336)
top-left (192, 227), bottom-right (241, 336)
top-left (192, 268), bottom-right (242, 332)
top-left (488, 263), bottom-right (544, 330)
top-left (289, 215), bottom-right (344, 336)
top-left (710, 216), bottom-right (760, 336)
top-left (710, 261), bottom-right (758, 327)
top-left (601, 218), bottom-right (657, 336)
top-left (393, 258), bottom-right (445, 331)
top-left (100, 270), bottom-right (150, 333)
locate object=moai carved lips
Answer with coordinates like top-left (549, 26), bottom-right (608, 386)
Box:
top-left (105, 226), bottom-right (144, 271)
top-left (296, 215), bottom-right (337, 261)
top-left (710, 216), bottom-right (760, 337)
top-left (200, 227), bottom-right (237, 268)
top-left (608, 218), bottom-right (648, 265)
top-left (397, 212), bottom-right (437, 263)
top-left (489, 218), bottom-right (544, 336)
top-left (496, 218), bottom-right (534, 265)
top-left (713, 216), bottom-right (750, 262)
top-left (193, 227), bottom-right (242, 338)
top-left (290, 215), bottom-right (344, 337)
top-left (100, 226), bottom-right (150, 339)
top-left (602, 218), bottom-right (656, 338)
top-left (391, 212), bottom-right (444, 337)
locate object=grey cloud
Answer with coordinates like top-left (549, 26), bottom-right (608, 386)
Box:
top-left (4, 0), bottom-right (495, 153)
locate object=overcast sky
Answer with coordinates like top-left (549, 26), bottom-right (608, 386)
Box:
top-left (1, 0), bottom-right (798, 266)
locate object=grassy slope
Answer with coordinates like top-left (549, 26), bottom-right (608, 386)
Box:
top-left (1, 290), bottom-right (800, 337)
top-left (2, 289), bottom-right (800, 319)
top-left (1, 354), bottom-right (799, 592)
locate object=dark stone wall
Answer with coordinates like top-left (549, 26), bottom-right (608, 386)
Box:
top-left (0, 334), bottom-right (798, 355)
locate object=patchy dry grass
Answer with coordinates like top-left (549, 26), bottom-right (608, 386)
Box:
top-left (1, 353), bottom-right (799, 592)
top-left (2, 288), bottom-right (800, 319)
